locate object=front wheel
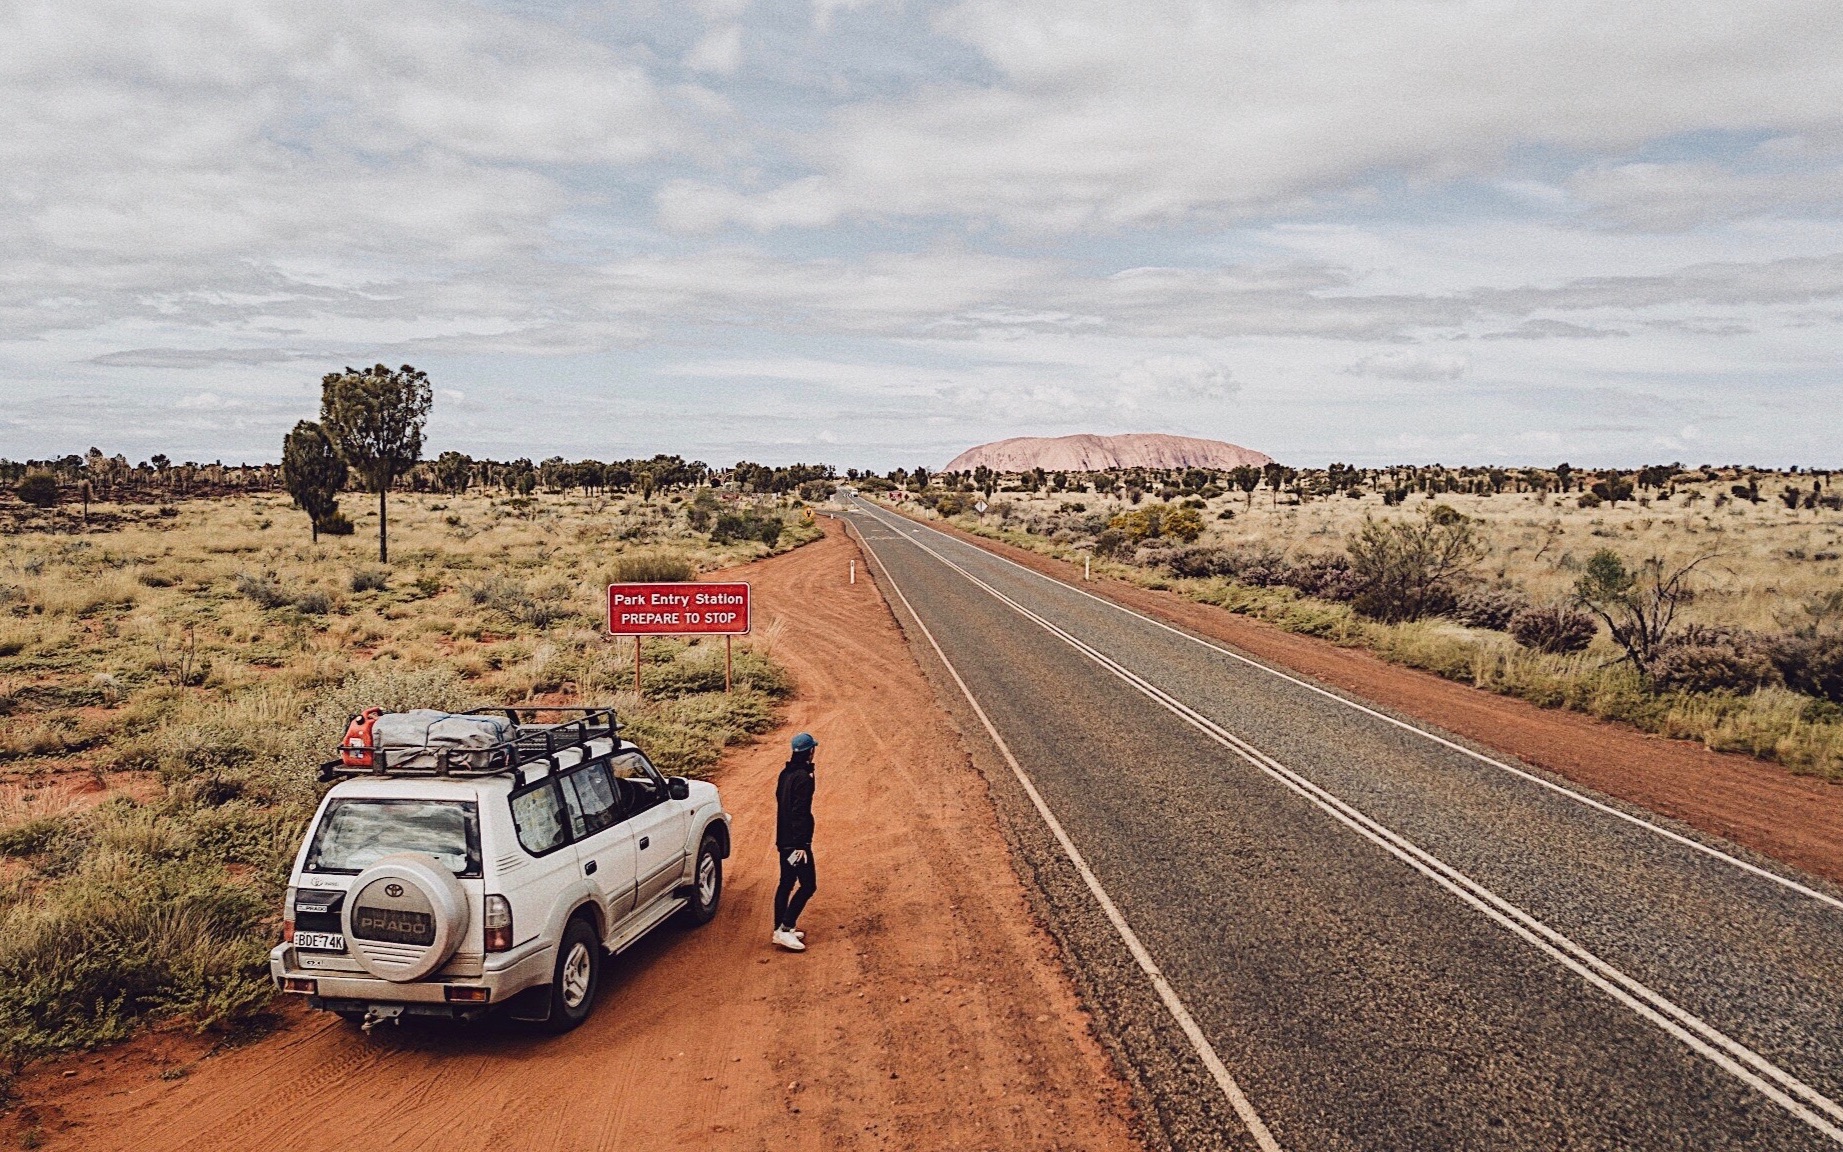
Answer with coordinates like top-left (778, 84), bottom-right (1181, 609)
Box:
top-left (543, 917), bottom-right (601, 1033)
top-left (679, 832), bottom-right (723, 927)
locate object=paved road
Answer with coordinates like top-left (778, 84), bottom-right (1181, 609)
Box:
top-left (838, 495), bottom-right (1843, 1152)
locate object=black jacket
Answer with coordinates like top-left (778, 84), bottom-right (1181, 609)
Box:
top-left (775, 757), bottom-right (815, 849)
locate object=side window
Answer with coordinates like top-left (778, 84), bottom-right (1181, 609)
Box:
top-left (610, 752), bottom-right (663, 814)
top-left (561, 762), bottom-right (621, 837)
top-left (509, 781), bottom-right (569, 855)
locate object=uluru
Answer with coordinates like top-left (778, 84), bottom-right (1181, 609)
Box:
top-left (944, 433), bottom-right (1272, 474)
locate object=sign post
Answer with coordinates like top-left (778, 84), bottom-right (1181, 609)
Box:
top-left (607, 582), bottom-right (752, 698)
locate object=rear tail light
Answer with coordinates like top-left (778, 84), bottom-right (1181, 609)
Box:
top-left (445, 986), bottom-right (491, 1003)
top-left (282, 886), bottom-right (296, 943)
top-left (281, 977), bottom-right (317, 995)
top-left (484, 895), bottom-right (513, 953)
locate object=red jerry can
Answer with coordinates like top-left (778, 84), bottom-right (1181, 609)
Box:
top-left (340, 708), bottom-right (385, 767)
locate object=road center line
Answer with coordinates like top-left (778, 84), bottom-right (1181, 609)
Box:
top-left (848, 516), bottom-right (1286, 1152)
top-left (872, 500), bottom-right (1843, 916)
top-left (852, 501), bottom-right (1843, 1147)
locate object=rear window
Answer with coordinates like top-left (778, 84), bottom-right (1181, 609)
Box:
top-left (306, 799), bottom-right (481, 878)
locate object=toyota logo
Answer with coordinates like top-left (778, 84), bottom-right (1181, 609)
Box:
top-left (384, 883), bottom-right (405, 898)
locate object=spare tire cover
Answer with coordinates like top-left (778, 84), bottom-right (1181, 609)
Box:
top-left (343, 853), bottom-right (469, 982)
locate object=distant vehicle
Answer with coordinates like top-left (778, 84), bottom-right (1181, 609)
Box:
top-left (270, 708), bottom-right (730, 1032)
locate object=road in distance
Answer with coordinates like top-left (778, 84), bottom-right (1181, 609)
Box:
top-left (839, 494), bottom-right (1843, 1152)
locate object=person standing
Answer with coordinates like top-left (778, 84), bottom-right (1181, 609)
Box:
top-left (772, 732), bottom-right (818, 952)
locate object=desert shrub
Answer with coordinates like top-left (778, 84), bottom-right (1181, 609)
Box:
top-left (1162, 507), bottom-right (1204, 543)
top-left (1509, 604), bottom-right (1598, 653)
top-left (608, 550), bottom-right (694, 583)
top-left (15, 474), bottom-right (58, 509)
top-left (0, 816), bottom-right (69, 858)
top-left (1454, 588), bottom-right (1531, 631)
top-left (712, 512), bottom-right (783, 547)
top-left (319, 512), bottom-right (355, 536)
top-left (234, 572), bottom-right (292, 609)
top-left (1285, 554), bottom-right (1361, 601)
top-left (292, 589), bottom-right (331, 615)
top-left (348, 567), bottom-right (390, 593)
top-left (641, 646), bottom-right (790, 699)
top-left (0, 850), bottom-right (274, 1062)
top-left (1769, 633), bottom-right (1843, 704)
top-left (1346, 506), bottom-right (1483, 623)
top-left (1649, 625), bottom-right (1780, 694)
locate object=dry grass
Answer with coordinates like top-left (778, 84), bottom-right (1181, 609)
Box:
top-left (0, 488), bottom-right (817, 1066)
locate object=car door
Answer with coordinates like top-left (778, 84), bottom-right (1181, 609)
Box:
top-left (503, 776), bottom-right (585, 950)
top-left (558, 760), bottom-right (638, 927)
top-left (611, 752), bottom-right (693, 909)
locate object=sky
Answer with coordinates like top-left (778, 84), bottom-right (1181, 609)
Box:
top-left (3, 0), bottom-right (1841, 471)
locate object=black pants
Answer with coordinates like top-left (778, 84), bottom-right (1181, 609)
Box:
top-left (774, 849), bottom-right (816, 930)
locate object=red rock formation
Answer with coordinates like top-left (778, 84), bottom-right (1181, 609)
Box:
top-left (944, 433), bottom-right (1271, 473)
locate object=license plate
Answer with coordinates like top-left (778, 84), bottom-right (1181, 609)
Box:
top-left (295, 931), bottom-right (346, 952)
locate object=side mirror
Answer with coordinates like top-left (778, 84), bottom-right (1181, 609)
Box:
top-left (667, 777), bottom-right (690, 801)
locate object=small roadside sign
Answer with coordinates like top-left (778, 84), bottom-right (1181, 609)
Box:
top-left (974, 501), bottom-right (988, 513)
top-left (607, 582), bottom-right (751, 636)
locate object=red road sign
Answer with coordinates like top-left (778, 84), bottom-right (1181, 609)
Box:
top-left (607, 582), bottom-right (751, 636)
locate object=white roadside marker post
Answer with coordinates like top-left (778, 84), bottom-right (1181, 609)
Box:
top-left (850, 559), bottom-right (856, 584)
top-left (1085, 556), bottom-right (1091, 581)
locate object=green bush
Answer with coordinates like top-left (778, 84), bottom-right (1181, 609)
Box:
top-left (348, 567), bottom-right (390, 593)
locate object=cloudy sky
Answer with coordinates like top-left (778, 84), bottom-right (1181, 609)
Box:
top-left (3, 0), bottom-right (1841, 470)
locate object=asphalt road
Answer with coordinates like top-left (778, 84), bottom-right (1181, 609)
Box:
top-left (837, 495), bottom-right (1843, 1152)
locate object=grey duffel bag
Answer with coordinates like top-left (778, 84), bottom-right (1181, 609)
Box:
top-left (370, 710), bottom-right (515, 769)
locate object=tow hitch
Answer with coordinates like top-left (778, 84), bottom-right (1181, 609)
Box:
top-left (361, 1005), bottom-right (405, 1034)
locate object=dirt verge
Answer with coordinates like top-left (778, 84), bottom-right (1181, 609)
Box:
top-left (906, 511), bottom-right (1843, 889)
top-left (12, 522), bottom-right (1141, 1152)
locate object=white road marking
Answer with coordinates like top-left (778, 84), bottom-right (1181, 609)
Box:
top-left (850, 501), bottom-right (1843, 1148)
top-left (870, 500), bottom-right (1843, 915)
top-left (851, 516), bottom-right (1286, 1152)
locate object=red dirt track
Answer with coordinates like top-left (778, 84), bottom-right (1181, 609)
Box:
top-left (911, 511), bottom-right (1843, 888)
top-left (22, 523), bottom-right (1140, 1152)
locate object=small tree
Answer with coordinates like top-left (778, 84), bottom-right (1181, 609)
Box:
top-left (281, 421), bottom-right (348, 542)
top-left (320, 364), bottom-right (433, 563)
top-left (1573, 550), bottom-right (1710, 674)
top-left (16, 473), bottom-right (58, 508)
top-left (1346, 504), bottom-right (1485, 622)
top-left (1231, 465), bottom-right (1261, 508)
top-left (433, 451), bottom-right (472, 495)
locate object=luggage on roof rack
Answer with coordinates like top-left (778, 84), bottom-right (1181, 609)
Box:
top-left (318, 706), bottom-right (620, 781)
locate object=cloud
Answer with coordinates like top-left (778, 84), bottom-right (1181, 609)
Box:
top-left (678, 0), bottom-right (1843, 232)
top-left (686, 25), bottom-right (744, 76)
top-left (89, 348), bottom-right (302, 368)
top-left (1347, 349), bottom-right (1470, 382)
top-left (1117, 354), bottom-right (1236, 407)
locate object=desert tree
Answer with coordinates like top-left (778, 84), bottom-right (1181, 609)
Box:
top-left (1231, 465), bottom-right (1261, 508)
top-left (282, 420), bottom-right (348, 542)
top-left (1574, 550), bottom-right (1712, 674)
top-left (432, 450), bottom-right (473, 495)
top-left (320, 363), bottom-right (433, 562)
top-left (16, 473), bottom-right (58, 509)
top-left (1346, 504), bottom-right (1486, 622)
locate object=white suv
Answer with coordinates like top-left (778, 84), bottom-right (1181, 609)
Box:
top-left (269, 709), bottom-right (731, 1031)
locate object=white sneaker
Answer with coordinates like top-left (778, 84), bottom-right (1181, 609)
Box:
top-left (772, 927), bottom-right (806, 952)
top-left (793, 929), bottom-right (806, 940)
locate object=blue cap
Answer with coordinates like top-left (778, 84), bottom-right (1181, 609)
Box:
top-left (791, 732), bottom-right (817, 752)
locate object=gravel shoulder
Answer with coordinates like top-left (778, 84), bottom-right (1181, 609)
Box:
top-left (12, 522), bottom-right (1142, 1152)
top-left (904, 509), bottom-right (1843, 887)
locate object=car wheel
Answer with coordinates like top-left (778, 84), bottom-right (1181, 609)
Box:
top-left (543, 916), bottom-right (601, 1033)
top-left (679, 832), bottom-right (723, 927)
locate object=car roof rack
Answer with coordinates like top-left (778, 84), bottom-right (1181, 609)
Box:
top-left (318, 706), bottom-right (622, 783)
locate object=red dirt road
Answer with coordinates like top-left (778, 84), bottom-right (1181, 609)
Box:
top-left (911, 513), bottom-right (1843, 888)
top-left (24, 523), bottom-right (1140, 1152)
